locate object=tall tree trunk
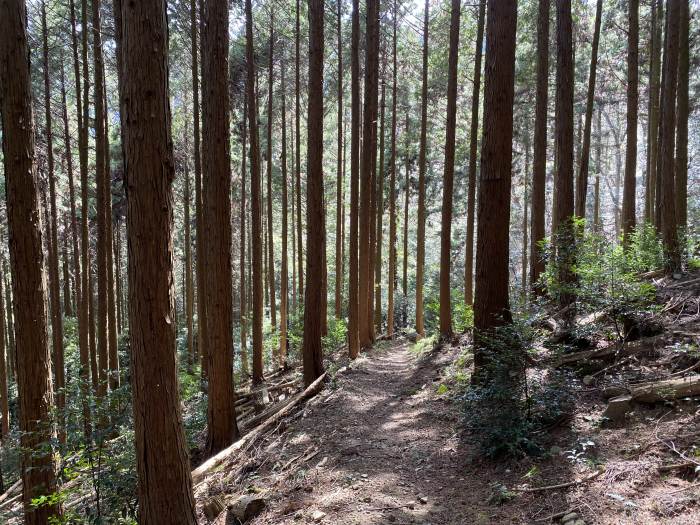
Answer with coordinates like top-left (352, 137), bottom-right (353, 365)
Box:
top-left (267, 14), bottom-right (277, 329)
top-left (593, 105), bottom-right (602, 232)
top-left (439, 0), bottom-right (461, 339)
top-left (522, 135), bottom-right (531, 293)
top-left (185, 157), bottom-right (194, 372)
top-left (246, 0), bottom-right (265, 385)
top-left (645, 1), bottom-right (661, 224)
top-left (375, 71), bottom-right (386, 332)
top-left (104, 102), bottom-right (119, 391)
top-left (191, 0), bottom-right (206, 378)
top-left (280, 60), bottom-right (289, 369)
top-left (387, 0), bottom-right (398, 337)
top-left (303, 0), bottom-right (325, 387)
top-left (42, 2), bottom-right (66, 438)
top-left (472, 0), bottom-right (518, 380)
top-left (296, 0), bottom-right (304, 303)
top-left (0, 261), bottom-right (8, 437)
top-left (464, 0), bottom-right (486, 305)
top-left (348, 0), bottom-right (361, 358)
top-left (402, 111), bottom-right (410, 326)
top-left (654, 8), bottom-right (667, 230)
top-left (92, 0), bottom-right (110, 405)
top-left (203, 0), bottom-right (240, 454)
top-left (554, 0), bottom-right (575, 312)
top-left (335, 0), bottom-right (344, 319)
top-left (240, 99), bottom-right (250, 377)
top-left (674, 0), bottom-right (689, 242)
top-left (621, 0), bottom-right (639, 244)
top-left (291, 126), bottom-right (297, 313)
top-left (414, 0), bottom-right (429, 338)
top-left (0, 1), bottom-right (61, 520)
top-left (659, 0), bottom-right (681, 273)
top-left (574, 0), bottom-right (602, 219)
top-left (62, 236), bottom-right (72, 317)
top-left (121, 1), bottom-right (197, 519)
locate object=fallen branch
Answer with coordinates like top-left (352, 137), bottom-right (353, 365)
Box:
top-left (553, 334), bottom-right (664, 367)
top-left (630, 374), bottom-right (700, 403)
top-left (658, 461), bottom-right (697, 472)
top-left (0, 479), bottom-right (21, 506)
top-left (514, 469), bottom-right (603, 493)
top-left (192, 372), bottom-right (327, 485)
top-left (534, 506), bottom-right (580, 523)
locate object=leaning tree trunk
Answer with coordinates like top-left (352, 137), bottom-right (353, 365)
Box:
top-left (303, 0), bottom-right (326, 387)
top-left (0, 1), bottom-right (61, 520)
top-left (465, 0), bottom-right (486, 305)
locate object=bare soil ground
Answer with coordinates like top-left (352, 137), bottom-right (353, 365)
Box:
top-left (198, 273), bottom-right (700, 525)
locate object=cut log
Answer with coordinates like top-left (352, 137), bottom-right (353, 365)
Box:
top-left (228, 495), bottom-right (266, 523)
top-left (602, 394), bottom-right (633, 422)
top-left (553, 334), bottom-right (665, 367)
top-left (630, 374), bottom-right (700, 403)
top-left (192, 372), bottom-right (327, 485)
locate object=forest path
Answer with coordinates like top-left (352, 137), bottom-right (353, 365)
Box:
top-left (250, 339), bottom-right (492, 525)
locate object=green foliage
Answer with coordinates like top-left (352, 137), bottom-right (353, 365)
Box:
top-left (462, 320), bottom-right (574, 460)
top-left (322, 317), bottom-right (347, 353)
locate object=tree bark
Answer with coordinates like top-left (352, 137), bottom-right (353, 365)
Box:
top-left (414, 0), bottom-right (429, 338)
top-left (0, 260), bottom-right (8, 438)
top-left (659, 0), bottom-right (681, 272)
top-left (439, 0), bottom-right (461, 339)
top-left (246, 0), bottom-right (265, 385)
top-left (296, 0), bottom-right (304, 303)
top-left (674, 0), bottom-right (689, 241)
top-left (348, 0), bottom-right (361, 358)
top-left (375, 69), bottom-right (386, 332)
top-left (203, 0), bottom-right (240, 454)
top-left (574, 0), bottom-right (602, 219)
top-left (240, 98), bottom-right (250, 377)
top-left (335, 0), bottom-right (344, 320)
top-left (472, 0), bottom-right (518, 380)
top-left (0, 1), bottom-right (61, 519)
top-left (645, 1), bottom-right (661, 224)
top-left (359, 0), bottom-right (380, 347)
top-left (267, 14), bottom-right (277, 329)
top-left (280, 60), bottom-right (289, 369)
top-left (121, 1), bottom-right (197, 520)
top-left (621, 0), bottom-right (639, 245)
top-left (303, 0), bottom-right (325, 387)
top-left (387, 0), bottom-right (398, 337)
top-left (465, 0), bottom-right (486, 305)
top-left (402, 111), bottom-right (410, 326)
top-left (42, 2), bottom-right (66, 437)
top-left (554, 0), bottom-right (575, 311)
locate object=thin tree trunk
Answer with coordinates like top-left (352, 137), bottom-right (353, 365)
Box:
top-left (674, 0), bottom-right (689, 242)
top-left (240, 99), bottom-right (250, 377)
top-left (465, 0), bottom-right (486, 305)
top-left (348, 0), bottom-right (361, 358)
top-left (659, 0), bottom-right (681, 273)
top-left (185, 154), bottom-right (194, 372)
top-left (472, 0), bottom-right (518, 381)
top-left (291, 124), bottom-right (297, 313)
top-left (104, 94), bottom-right (119, 392)
top-left (439, 0), bottom-right (461, 339)
top-left (574, 0), bottom-right (602, 219)
top-left (593, 105), bottom-right (602, 232)
top-left (335, 0), bottom-right (344, 320)
top-left (522, 135), bottom-right (531, 293)
top-left (280, 60), bottom-right (289, 369)
top-left (246, 0), bottom-right (265, 385)
top-left (121, 0), bottom-right (197, 518)
top-left (645, 1), bottom-right (661, 224)
top-left (0, 261), bottom-right (8, 438)
top-left (267, 14), bottom-right (277, 329)
top-left (203, 0), bottom-right (240, 454)
top-left (303, 0), bottom-right (325, 387)
top-left (414, 0), bottom-right (429, 338)
top-left (387, 0), bottom-right (398, 337)
top-left (42, 2), bottom-right (66, 439)
top-left (654, 8), bottom-right (667, 230)
top-left (92, 0), bottom-right (110, 404)
top-left (621, 0), bottom-right (638, 244)
top-left (0, 1), bottom-right (61, 519)
top-left (296, 0), bottom-right (304, 302)
top-left (375, 70), bottom-right (386, 332)
top-left (402, 111), bottom-right (410, 326)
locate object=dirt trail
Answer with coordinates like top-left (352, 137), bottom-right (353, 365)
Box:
top-left (241, 340), bottom-right (498, 525)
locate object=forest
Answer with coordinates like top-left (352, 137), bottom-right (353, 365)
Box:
top-left (0, 0), bottom-right (698, 523)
